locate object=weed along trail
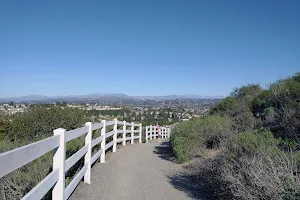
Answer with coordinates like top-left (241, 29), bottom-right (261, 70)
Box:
top-left (70, 140), bottom-right (201, 200)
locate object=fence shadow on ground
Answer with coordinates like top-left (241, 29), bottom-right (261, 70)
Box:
top-left (153, 141), bottom-right (216, 200)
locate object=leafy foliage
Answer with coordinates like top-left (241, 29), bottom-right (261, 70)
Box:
top-left (223, 131), bottom-right (300, 200)
top-left (0, 107), bottom-right (88, 199)
top-left (252, 73), bottom-right (300, 142)
top-left (7, 107), bottom-right (87, 142)
top-left (170, 116), bottom-right (231, 163)
top-left (0, 115), bottom-right (10, 140)
top-left (211, 84), bottom-right (262, 132)
top-left (210, 97), bottom-right (239, 116)
top-left (171, 72), bottom-right (300, 199)
top-left (231, 84), bottom-right (262, 104)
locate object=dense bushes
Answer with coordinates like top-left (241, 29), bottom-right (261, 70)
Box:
top-left (0, 107), bottom-right (88, 199)
top-left (252, 74), bottom-right (300, 142)
top-left (171, 116), bottom-right (231, 163)
top-left (210, 84), bottom-right (262, 133)
top-left (0, 116), bottom-right (10, 140)
top-left (171, 72), bottom-right (300, 199)
top-left (223, 131), bottom-right (300, 199)
top-left (7, 107), bottom-right (87, 142)
top-left (210, 97), bottom-right (239, 116)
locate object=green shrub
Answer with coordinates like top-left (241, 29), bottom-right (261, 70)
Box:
top-left (229, 109), bottom-right (259, 133)
top-left (252, 73), bottom-right (300, 142)
top-left (222, 131), bottom-right (300, 199)
top-left (231, 84), bottom-right (262, 100)
top-left (171, 116), bottom-right (232, 163)
top-left (227, 130), bottom-right (280, 157)
top-left (0, 107), bottom-right (88, 199)
top-left (0, 115), bottom-right (10, 140)
top-left (171, 72), bottom-right (300, 199)
top-left (210, 97), bottom-right (239, 116)
top-left (211, 84), bottom-right (262, 133)
top-left (8, 107), bottom-right (87, 143)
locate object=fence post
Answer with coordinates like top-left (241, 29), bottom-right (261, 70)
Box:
top-left (145, 126), bottom-right (148, 143)
top-left (165, 127), bottom-right (167, 138)
top-left (131, 122), bottom-right (134, 144)
top-left (123, 121), bottom-right (126, 146)
top-left (166, 127), bottom-right (168, 138)
top-left (113, 118), bottom-right (117, 152)
top-left (100, 120), bottom-right (106, 163)
top-left (84, 122), bottom-right (92, 184)
top-left (139, 123), bottom-right (142, 143)
top-left (150, 125), bottom-right (152, 140)
top-left (52, 128), bottom-right (66, 200)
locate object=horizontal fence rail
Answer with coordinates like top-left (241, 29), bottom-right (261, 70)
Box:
top-left (0, 135), bottom-right (60, 178)
top-left (0, 118), bottom-right (145, 200)
top-left (0, 120), bottom-right (172, 200)
top-left (145, 125), bottom-right (171, 143)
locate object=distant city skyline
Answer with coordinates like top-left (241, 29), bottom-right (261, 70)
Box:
top-left (1, 1), bottom-right (299, 98)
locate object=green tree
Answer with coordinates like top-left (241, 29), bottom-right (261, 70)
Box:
top-left (252, 73), bottom-right (300, 141)
top-left (9, 107), bottom-right (87, 142)
top-left (0, 116), bottom-right (11, 140)
top-left (210, 97), bottom-right (239, 116)
top-left (0, 107), bottom-right (88, 199)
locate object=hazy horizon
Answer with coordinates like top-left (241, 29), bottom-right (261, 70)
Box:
top-left (0, 93), bottom-right (225, 100)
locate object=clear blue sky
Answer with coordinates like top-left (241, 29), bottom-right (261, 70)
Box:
top-left (0, 0), bottom-right (299, 98)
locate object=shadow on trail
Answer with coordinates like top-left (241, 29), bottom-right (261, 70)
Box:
top-left (152, 140), bottom-right (174, 162)
top-left (153, 141), bottom-right (216, 200)
top-left (168, 171), bottom-right (217, 200)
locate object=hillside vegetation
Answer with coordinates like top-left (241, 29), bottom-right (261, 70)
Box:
top-left (0, 107), bottom-right (88, 199)
top-left (171, 72), bottom-right (300, 199)
top-left (0, 103), bottom-right (186, 199)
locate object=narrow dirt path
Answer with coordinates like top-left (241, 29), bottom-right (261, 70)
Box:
top-left (70, 140), bottom-right (204, 200)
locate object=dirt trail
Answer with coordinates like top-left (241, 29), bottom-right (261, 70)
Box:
top-left (70, 140), bottom-right (204, 200)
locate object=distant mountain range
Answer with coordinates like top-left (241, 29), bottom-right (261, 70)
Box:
top-left (0, 93), bottom-right (224, 102)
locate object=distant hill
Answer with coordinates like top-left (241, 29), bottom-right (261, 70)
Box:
top-left (134, 94), bottom-right (223, 100)
top-left (0, 93), bottom-right (223, 102)
top-left (0, 95), bottom-right (49, 102)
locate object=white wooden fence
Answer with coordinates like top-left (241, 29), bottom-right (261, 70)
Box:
top-left (145, 125), bottom-right (171, 143)
top-left (0, 119), bottom-right (143, 200)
